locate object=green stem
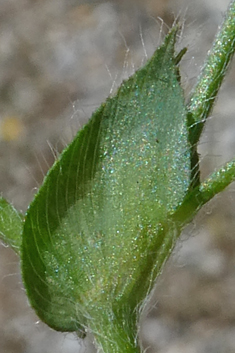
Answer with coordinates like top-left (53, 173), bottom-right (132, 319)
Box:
top-left (174, 159), bottom-right (235, 227)
top-left (199, 159), bottom-right (235, 204)
top-left (188, 0), bottom-right (235, 145)
top-left (88, 307), bottom-right (140, 353)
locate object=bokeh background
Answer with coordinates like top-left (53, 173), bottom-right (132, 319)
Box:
top-left (1, 0), bottom-right (235, 352)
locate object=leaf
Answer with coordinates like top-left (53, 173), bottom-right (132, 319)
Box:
top-left (0, 196), bottom-right (23, 255)
top-left (21, 27), bottom-right (191, 334)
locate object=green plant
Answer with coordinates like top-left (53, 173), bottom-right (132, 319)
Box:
top-left (1, 1), bottom-right (235, 352)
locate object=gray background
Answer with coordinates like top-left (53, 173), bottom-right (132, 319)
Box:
top-left (1, 0), bottom-right (235, 352)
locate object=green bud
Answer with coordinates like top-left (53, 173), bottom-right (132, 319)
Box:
top-left (21, 27), bottom-right (190, 345)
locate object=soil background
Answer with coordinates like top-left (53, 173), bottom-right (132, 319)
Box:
top-left (1, 0), bottom-right (235, 352)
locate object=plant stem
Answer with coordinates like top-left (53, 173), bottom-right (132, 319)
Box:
top-left (199, 159), bottom-right (235, 204)
top-left (188, 0), bottom-right (235, 145)
top-left (173, 159), bottom-right (235, 227)
top-left (88, 307), bottom-right (140, 353)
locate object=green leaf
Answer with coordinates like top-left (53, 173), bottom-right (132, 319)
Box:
top-left (0, 196), bottom-right (23, 255)
top-left (21, 27), bottom-right (191, 344)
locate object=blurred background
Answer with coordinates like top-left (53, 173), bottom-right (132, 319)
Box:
top-left (1, 0), bottom-right (235, 352)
